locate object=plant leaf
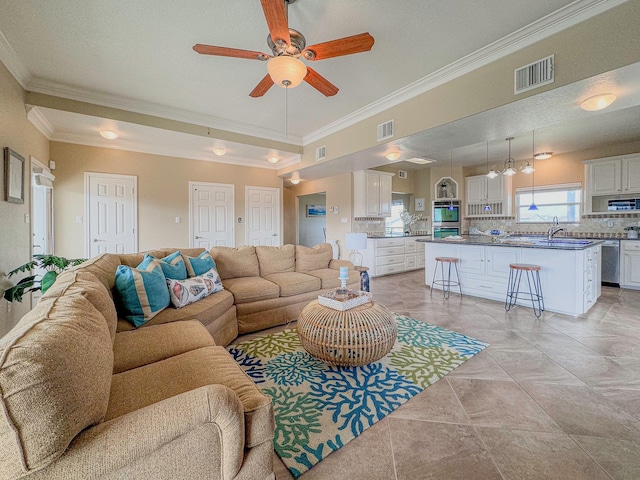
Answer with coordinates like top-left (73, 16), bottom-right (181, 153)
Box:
top-left (41, 271), bottom-right (58, 293)
top-left (7, 261), bottom-right (38, 277)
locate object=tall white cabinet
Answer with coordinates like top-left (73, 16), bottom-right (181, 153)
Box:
top-left (353, 170), bottom-right (394, 217)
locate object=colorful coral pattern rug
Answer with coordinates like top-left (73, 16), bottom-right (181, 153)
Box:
top-left (228, 314), bottom-right (488, 478)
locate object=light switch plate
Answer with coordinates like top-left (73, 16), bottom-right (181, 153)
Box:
top-left (341, 218), bottom-right (348, 224)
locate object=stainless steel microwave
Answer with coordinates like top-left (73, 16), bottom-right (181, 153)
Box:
top-left (608, 199), bottom-right (640, 211)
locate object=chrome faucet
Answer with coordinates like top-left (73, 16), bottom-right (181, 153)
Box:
top-left (547, 216), bottom-right (566, 240)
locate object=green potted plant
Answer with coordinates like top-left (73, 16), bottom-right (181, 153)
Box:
top-left (3, 254), bottom-right (86, 302)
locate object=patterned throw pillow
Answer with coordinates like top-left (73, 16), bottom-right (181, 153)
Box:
top-left (183, 251), bottom-right (216, 277)
top-left (114, 260), bottom-right (170, 327)
top-left (138, 251), bottom-right (187, 280)
top-left (167, 267), bottom-right (223, 308)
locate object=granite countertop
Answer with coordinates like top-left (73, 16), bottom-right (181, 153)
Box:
top-left (415, 234), bottom-right (604, 250)
top-left (367, 233), bottom-right (432, 238)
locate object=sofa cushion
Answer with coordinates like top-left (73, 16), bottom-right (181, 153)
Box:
top-left (210, 246), bottom-right (259, 280)
top-left (116, 288), bottom-right (235, 332)
top-left (295, 243), bottom-right (333, 272)
top-left (167, 267), bottom-right (223, 308)
top-left (256, 244), bottom-right (295, 277)
top-left (41, 269), bottom-right (118, 343)
top-left (263, 272), bottom-right (321, 297)
top-left (70, 253), bottom-right (121, 292)
top-left (114, 261), bottom-right (170, 327)
top-left (183, 251), bottom-right (217, 277)
top-left (223, 276), bottom-right (280, 304)
top-left (107, 346), bottom-right (274, 448)
top-left (113, 320), bottom-right (215, 374)
top-left (0, 294), bottom-right (113, 478)
top-left (138, 251), bottom-right (188, 280)
top-left (306, 267), bottom-right (361, 289)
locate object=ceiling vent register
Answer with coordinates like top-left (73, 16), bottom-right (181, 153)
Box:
top-left (514, 55), bottom-right (554, 94)
top-left (316, 145), bottom-right (326, 161)
top-left (377, 120), bottom-right (394, 142)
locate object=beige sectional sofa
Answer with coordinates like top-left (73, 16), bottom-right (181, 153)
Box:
top-left (0, 243), bottom-right (358, 479)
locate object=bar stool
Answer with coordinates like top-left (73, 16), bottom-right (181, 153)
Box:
top-left (430, 257), bottom-right (462, 299)
top-left (505, 264), bottom-right (544, 318)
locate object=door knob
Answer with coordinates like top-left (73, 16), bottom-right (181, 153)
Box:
top-left (272, 234), bottom-right (277, 236)
top-left (195, 236), bottom-right (203, 239)
top-left (93, 239), bottom-right (104, 242)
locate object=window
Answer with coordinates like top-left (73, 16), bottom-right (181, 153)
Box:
top-left (516, 183), bottom-right (581, 223)
top-left (385, 199), bottom-right (406, 231)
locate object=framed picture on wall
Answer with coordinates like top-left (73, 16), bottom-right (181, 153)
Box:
top-left (4, 147), bottom-right (25, 204)
top-left (306, 204), bottom-right (326, 217)
top-left (415, 197), bottom-right (425, 212)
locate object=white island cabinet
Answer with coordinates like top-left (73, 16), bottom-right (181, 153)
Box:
top-left (361, 236), bottom-right (430, 277)
top-left (423, 241), bottom-right (601, 316)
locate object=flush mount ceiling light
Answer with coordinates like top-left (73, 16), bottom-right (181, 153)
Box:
top-left (534, 152), bottom-right (553, 160)
top-left (405, 157), bottom-right (434, 165)
top-left (267, 156), bottom-right (279, 164)
top-left (213, 148), bottom-right (226, 156)
top-left (386, 151), bottom-right (401, 161)
top-left (502, 137), bottom-right (517, 176)
top-left (267, 56), bottom-right (307, 88)
top-left (99, 130), bottom-right (118, 140)
top-left (580, 93), bottom-right (617, 111)
top-left (290, 175), bottom-right (300, 185)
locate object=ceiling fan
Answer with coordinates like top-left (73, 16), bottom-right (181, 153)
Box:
top-left (193, 0), bottom-right (374, 97)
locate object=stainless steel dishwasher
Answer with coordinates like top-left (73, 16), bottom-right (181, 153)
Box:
top-left (601, 239), bottom-right (620, 286)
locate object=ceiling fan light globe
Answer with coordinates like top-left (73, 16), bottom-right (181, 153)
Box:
top-left (267, 56), bottom-right (307, 88)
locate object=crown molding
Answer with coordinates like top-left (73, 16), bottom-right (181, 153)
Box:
top-left (26, 106), bottom-right (55, 139)
top-left (302, 0), bottom-right (628, 145)
top-left (50, 131), bottom-right (301, 169)
top-left (26, 77), bottom-right (304, 146)
top-left (0, 29), bottom-right (31, 88)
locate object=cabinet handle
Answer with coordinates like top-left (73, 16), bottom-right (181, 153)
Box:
top-left (480, 285), bottom-right (492, 289)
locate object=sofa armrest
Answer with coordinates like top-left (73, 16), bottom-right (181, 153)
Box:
top-left (29, 385), bottom-right (244, 480)
top-left (329, 259), bottom-right (355, 270)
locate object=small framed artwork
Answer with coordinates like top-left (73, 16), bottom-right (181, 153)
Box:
top-left (4, 147), bottom-right (25, 204)
top-left (415, 197), bottom-right (425, 212)
top-left (306, 204), bottom-right (326, 217)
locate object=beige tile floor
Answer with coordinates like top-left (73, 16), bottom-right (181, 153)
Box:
top-left (250, 270), bottom-right (640, 480)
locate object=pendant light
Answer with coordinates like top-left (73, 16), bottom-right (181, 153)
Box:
top-left (483, 141), bottom-right (491, 212)
top-left (528, 131), bottom-right (539, 211)
top-left (502, 137), bottom-right (517, 176)
top-left (448, 150), bottom-right (455, 210)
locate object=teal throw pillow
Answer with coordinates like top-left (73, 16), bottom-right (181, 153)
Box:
top-left (138, 250), bottom-right (187, 280)
top-left (114, 260), bottom-right (170, 327)
top-left (183, 251), bottom-right (217, 277)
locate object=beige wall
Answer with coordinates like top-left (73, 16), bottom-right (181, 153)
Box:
top-left (283, 173), bottom-right (352, 258)
top-left (0, 63), bottom-right (50, 336)
top-left (50, 142), bottom-right (282, 257)
top-left (280, 1), bottom-right (640, 177)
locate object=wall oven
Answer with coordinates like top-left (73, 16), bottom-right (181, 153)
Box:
top-left (432, 200), bottom-right (461, 238)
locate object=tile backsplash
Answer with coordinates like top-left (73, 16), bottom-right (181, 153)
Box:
top-left (469, 214), bottom-right (640, 239)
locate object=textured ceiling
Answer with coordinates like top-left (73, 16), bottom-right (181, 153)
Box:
top-left (0, 0), bottom-right (637, 170)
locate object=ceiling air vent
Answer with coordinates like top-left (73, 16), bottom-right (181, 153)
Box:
top-left (377, 120), bottom-right (394, 142)
top-left (398, 170), bottom-right (408, 179)
top-left (514, 55), bottom-right (554, 94)
top-left (316, 145), bottom-right (326, 161)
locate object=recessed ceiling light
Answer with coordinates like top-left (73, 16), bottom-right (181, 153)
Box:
top-left (99, 130), bottom-right (118, 140)
top-left (213, 147), bottom-right (226, 156)
top-left (534, 152), bottom-right (553, 160)
top-left (268, 157), bottom-right (279, 164)
top-left (580, 93), bottom-right (617, 111)
top-left (405, 157), bottom-right (434, 165)
top-left (385, 152), bottom-right (401, 161)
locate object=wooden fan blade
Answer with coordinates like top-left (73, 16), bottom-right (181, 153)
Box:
top-left (193, 44), bottom-right (270, 61)
top-left (260, 0), bottom-right (290, 46)
top-left (303, 33), bottom-right (374, 61)
top-left (250, 74), bottom-right (275, 97)
top-left (304, 67), bottom-right (338, 97)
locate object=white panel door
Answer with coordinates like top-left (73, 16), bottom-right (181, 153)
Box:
top-left (245, 187), bottom-right (280, 246)
top-left (190, 182), bottom-right (234, 249)
top-left (86, 173), bottom-right (137, 257)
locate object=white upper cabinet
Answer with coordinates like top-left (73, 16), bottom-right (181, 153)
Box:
top-left (353, 170), bottom-right (394, 217)
top-left (590, 159), bottom-right (622, 195)
top-left (465, 174), bottom-right (511, 216)
top-left (584, 155), bottom-right (640, 213)
top-left (624, 157), bottom-right (640, 192)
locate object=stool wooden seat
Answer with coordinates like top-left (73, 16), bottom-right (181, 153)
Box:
top-left (505, 263), bottom-right (544, 318)
top-left (431, 257), bottom-right (462, 299)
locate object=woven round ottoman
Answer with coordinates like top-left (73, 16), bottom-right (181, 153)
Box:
top-left (297, 300), bottom-right (397, 366)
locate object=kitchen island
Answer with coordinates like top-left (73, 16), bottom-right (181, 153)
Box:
top-left (417, 236), bottom-right (603, 315)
